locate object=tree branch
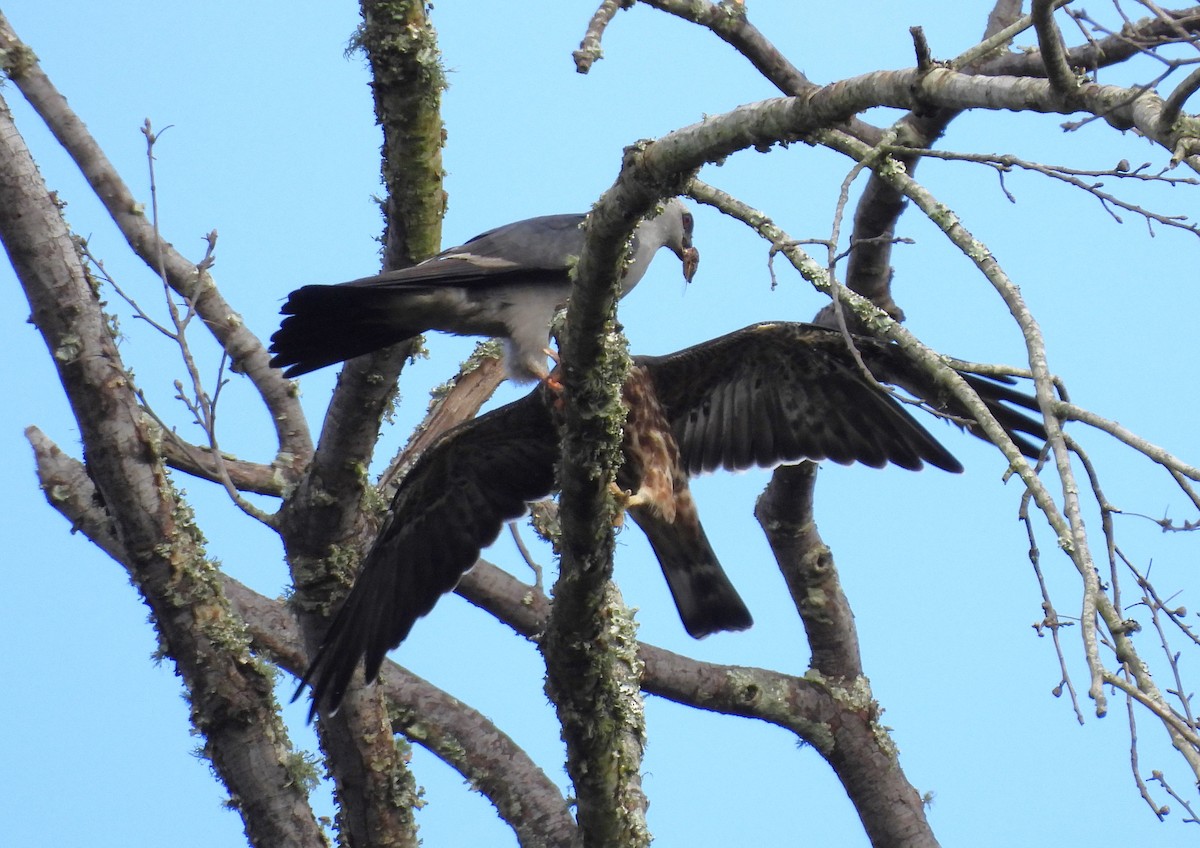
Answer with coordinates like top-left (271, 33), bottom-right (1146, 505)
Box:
top-left (1032, 0), bottom-right (1082, 96)
top-left (0, 12), bottom-right (312, 473)
top-left (275, 2), bottom-right (452, 845)
top-left (546, 195), bottom-right (654, 844)
top-left (6, 110), bottom-right (323, 847)
top-left (27, 431), bottom-right (582, 848)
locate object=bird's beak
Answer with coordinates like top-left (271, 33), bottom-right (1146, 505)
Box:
top-left (681, 246), bottom-right (700, 283)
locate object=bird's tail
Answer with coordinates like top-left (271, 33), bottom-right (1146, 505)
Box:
top-left (269, 284), bottom-right (423, 377)
top-left (630, 504), bottom-right (753, 638)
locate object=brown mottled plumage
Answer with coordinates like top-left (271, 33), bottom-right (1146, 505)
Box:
top-left (297, 322), bottom-right (1046, 718)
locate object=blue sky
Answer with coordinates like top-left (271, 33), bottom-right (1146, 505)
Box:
top-left (2, 1), bottom-right (1198, 845)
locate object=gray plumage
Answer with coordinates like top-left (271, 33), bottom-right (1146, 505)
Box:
top-left (270, 199), bottom-right (698, 381)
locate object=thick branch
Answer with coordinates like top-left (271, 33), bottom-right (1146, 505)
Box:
top-left (755, 463), bottom-right (862, 679)
top-left (279, 2), bottom-right (450, 845)
top-left (755, 463), bottom-right (937, 847)
top-left (1031, 0), bottom-right (1080, 96)
top-left (5, 105), bottom-right (322, 848)
top-left (460, 551), bottom-right (938, 848)
top-left (543, 164), bottom-right (706, 846)
top-left (30, 427), bottom-right (581, 848)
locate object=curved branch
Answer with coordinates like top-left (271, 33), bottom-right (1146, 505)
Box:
top-left (754, 463), bottom-right (936, 846)
top-left (636, 0), bottom-right (883, 144)
top-left (574, 0), bottom-right (630, 73)
top-left (1161, 65), bottom-right (1200, 133)
top-left (10, 143), bottom-right (323, 848)
top-left (29, 428), bottom-right (582, 848)
top-left (0, 13), bottom-right (312, 473)
top-left (459, 552), bottom-right (936, 848)
top-left (1032, 0), bottom-right (1081, 96)
top-left (1056, 401), bottom-right (1200, 480)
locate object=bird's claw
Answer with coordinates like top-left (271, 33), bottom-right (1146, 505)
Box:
top-left (607, 481), bottom-right (649, 528)
top-left (541, 348), bottom-right (564, 399)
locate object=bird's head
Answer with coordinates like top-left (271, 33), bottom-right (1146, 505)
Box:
top-left (621, 198), bottom-right (701, 295)
top-left (651, 197), bottom-right (700, 284)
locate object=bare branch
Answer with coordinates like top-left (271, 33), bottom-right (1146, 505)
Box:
top-left (754, 463), bottom-right (937, 847)
top-left (1162, 65), bottom-right (1200, 130)
top-left (377, 344), bottom-right (506, 495)
top-left (1056, 401), bottom-right (1200, 481)
top-left (954, 0), bottom-right (1073, 68)
top-left (883, 145), bottom-right (1200, 236)
top-left (573, 0), bottom-right (632, 73)
top-left (157, 429), bottom-right (291, 497)
top-left (1033, 0), bottom-right (1082, 95)
top-left (1023, 491), bottom-right (1087, 724)
top-left (0, 12), bottom-right (313, 471)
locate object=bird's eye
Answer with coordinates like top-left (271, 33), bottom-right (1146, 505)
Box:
top-left (682, 212), bottom-right (694, 233)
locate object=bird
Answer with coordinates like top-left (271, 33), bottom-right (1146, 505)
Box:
top-left (296, 321), bottom-right (1046, 717)
top-left (269, 199), bottom-right (699, 382)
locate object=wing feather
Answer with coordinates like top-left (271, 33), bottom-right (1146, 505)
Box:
top-left (299, 389), bottom-right (557, 717)
top-left (641, 322), bottom-right (1043, 476)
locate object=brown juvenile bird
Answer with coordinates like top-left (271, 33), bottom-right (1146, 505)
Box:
top-left (297, 321), bottom-right (1046, 718)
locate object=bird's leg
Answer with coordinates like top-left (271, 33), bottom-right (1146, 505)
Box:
top-left (607, 481), bottom-right (650, 528)
top-left (542, 347), bottom-right (564, 397)
top-left (608, 480), bottom-right (654, 510)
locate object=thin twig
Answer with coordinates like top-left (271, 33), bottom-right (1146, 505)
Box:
top-left (1127, 690), bottom-right (1172, 819)
top-left (138, 122), bottom-right (273, 525)
top-left (883, 145), bottom-right (1200, 236)
top-left (573, 0), bottom-right (631, 73)
top-left (1021, 489), bottom-right (1086, 724)
top-left (508, 523), bottom-right (545, 591)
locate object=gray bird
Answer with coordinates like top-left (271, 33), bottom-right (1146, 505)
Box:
top-left (270, 198), bottom-right (699, 382)
top-left (297, 321), bottom-right (1046, 717)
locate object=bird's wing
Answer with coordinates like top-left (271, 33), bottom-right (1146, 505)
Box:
top-left (338, 213), bottom-right (588, 292)
top-left (640, 321), bottom-right (1043, 477)
top-left (857, 347), bottom-right (1046, 459)
top-left (299, 388), bottom-right (557, 717)
top-left (269, 215), bottom-right (588, 377)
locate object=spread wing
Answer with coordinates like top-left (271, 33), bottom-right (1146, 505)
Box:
top-left (638, 322), bottom-right (1044, 476)
top-left (299, 389), bottom-right (557, 718)
top-left (298, 321), bottom-right (1047, 715)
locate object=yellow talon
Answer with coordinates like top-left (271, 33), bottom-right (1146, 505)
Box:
top-left (607, 481), bottom-right (648, 527)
